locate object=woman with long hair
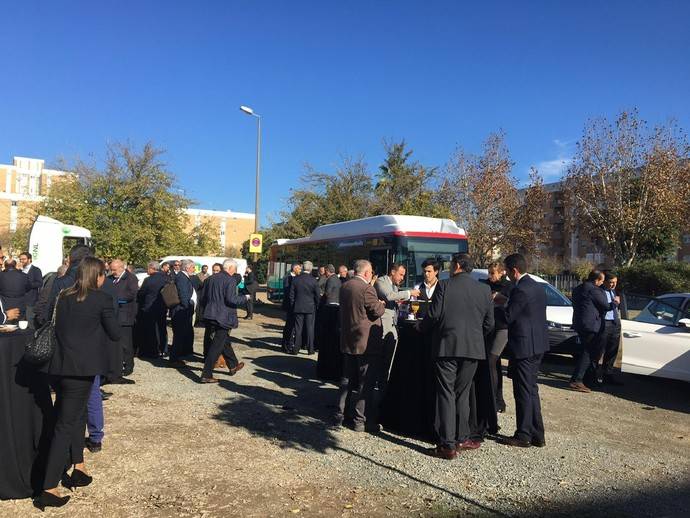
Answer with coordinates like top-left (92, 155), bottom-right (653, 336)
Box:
top-left (35, 257), bottom-right (120, 510)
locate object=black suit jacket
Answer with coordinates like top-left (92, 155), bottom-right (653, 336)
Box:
top-left (420, 272), bottom-right (494, 360)
top-left (504, 275), bottom-right (549, 359)
top-left (45, 289), bottom-right (121, 376)
top-left (572, 281), bottom-right (615, 334)
top-left (0, 268), bottom-right (32, 314)
top-left (112, 270), bottom-right (139, 326)
top-left (290, 273), bottom-right (321, 314)
top-left (202, 271), bottom-right (246, 329)
top-left (24, 264), bottom-right (43, 306)
top-left (244, 271), bottom-right (258, 294)
top-left (137, 272), bottom-right (168, 315)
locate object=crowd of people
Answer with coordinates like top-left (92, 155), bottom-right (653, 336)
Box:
top-left (0, 245), bottom-right (258, 509)
top-left (280, 252), bottom-right (624, 460)
top-left (0, 239), bottom-right (626, 508)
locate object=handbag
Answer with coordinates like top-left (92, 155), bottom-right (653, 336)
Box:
top-left (161, 281), bottom-right (181, 308)
top-left (23, 294), bottom-right (59, 365)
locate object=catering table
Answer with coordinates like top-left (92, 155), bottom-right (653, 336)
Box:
top-left (381, 319), bottom-right (436, 440)
top-left (0, 330), bottom-right (53, 500)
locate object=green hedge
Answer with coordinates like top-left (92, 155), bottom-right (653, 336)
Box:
top-left (618, 260), bottom-right (690, 296)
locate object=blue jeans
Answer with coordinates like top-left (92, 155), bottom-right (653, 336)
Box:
top-left (87, 375), bottom-right (104, 442)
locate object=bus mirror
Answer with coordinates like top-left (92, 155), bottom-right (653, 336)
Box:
top-left (678, 318), bottom-right (690, 329)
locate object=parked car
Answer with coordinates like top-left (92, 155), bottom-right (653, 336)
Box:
top-left (470, 269), bottom-right (578, 356)
top-left (621, 293), bottom-right (690, 382)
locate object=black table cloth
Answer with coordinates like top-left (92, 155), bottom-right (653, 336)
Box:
top-left (0, 330), bottom-right (53, 500)
top-left (316, 305), bottom-right (342, 381)
top-left (381, 320), bottom-right (436, 440)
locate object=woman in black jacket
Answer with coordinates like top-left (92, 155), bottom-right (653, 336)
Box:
top-left (36, 257), bottom-right (121, 510)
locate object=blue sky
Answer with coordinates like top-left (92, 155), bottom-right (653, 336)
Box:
top-left (1, 1), bottom-right (689, 228)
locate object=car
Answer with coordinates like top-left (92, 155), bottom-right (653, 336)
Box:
top-left (621, 293), bottom-right (690, 382)
top-left (470, 269), bottom-right (578, 356)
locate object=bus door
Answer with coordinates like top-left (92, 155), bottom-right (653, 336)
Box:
top-left (369, 249), bottom-right (389, 278)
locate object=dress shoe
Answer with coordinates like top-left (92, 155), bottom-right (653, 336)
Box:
top-left (456, 439), bottom-right (482, 451)
top-left (500, 436), bottom-right (532, 448)
top-left (85, 438), bottom-right (102, 453)
top-left (569, 381), bottom-right (591, 393)
top-left (228, 362), bottom-right (245, 375)
top-left (110, 377), bottom-right (136, 385)
top-left (200, 377), bottom-right (219, 384)
top-left (427, 445), bottom-right (457, 460)
top-left (347, 421), bottom-right (366, 433)
top-left (531, 437), bottom-right (546, 448)
top-left (33, 491), bottom-right (70, 510)
top-left (100, 390), bottom-right (111, 401)
top-left (62, 468), bottom-right (92, 489)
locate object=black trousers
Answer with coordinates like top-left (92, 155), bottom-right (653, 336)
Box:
top-left (171, 306), bottom-right (194, 360)
top-left (202, 324), bottom-right (239, 378)
top-left (43, 376), bottom-right (94, 489)
top-left (120, 326), bottom-right (134, 376)
top-left (570, 331), bottom-right (602, 383)
top-left (203, 323), bottom-right (214, 359)
top-left (338, 354), bottom-right (381, 427)
top-left (282, 310), bottom-right (295, 350)
top-left (293, 312), bottom-right (315, 353)
top-left (316, 305), bottom-right (342, 381)
top-left (246, 290), bottom-right (256, 317)
top-left (601, 321), bottom-right (621, 375)
top-left (434, 358), bottom-right (478, 449)
top-left (509, 353), bottom-right (545, 442)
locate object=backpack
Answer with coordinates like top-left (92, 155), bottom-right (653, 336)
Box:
top-left (160, 281), bottom-right (180, 308)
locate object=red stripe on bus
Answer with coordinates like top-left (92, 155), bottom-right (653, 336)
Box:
top-left (392, 231), bottom-right (467, 239)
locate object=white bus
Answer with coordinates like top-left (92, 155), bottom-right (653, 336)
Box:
top-left (266, 214), bottom-right (468, 300)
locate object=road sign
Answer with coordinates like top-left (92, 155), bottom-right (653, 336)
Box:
top-left (249, 233), bottom-right (263, 254)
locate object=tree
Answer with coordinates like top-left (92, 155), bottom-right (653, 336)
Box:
top-left (438, 132), bottom-right (546, 267)
top-left (40, 143), bottom-right (221, 265)
top-left (374, 141), bottom-right (449, 217)
top-left (563, 110), bottom-right (690, 267)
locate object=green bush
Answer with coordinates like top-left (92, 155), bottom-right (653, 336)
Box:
top-left (619, 260), bottom-right (690, 296)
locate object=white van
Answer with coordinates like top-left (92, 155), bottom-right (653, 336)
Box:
top-left (28, 216), bottom-right (92, 276)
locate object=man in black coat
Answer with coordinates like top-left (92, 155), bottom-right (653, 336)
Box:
top-left (200, 259), bottom-right (249, 383)
top-left (243, 265), bottom-right (259, 320)
top-left (289, 261), bottom-right (321, 355)
top-left (281, 263), bottom-right (301, 351)
top-left (419, 253), bottom-right (494, 460)
top-left (169, 259), bottom-right (196, 365)
top-left (569, 269), bottom-right (619, 392)
top-left (110, 259), bottom-right (139, 380)
top-left (136, 261), bottom-right (169, 358)
top-left (19, 251), bottom-right (43, 326)
top-left (501, 253), bottom-right (549, 448)
top-left (0, 259), bottom-right (31, 320)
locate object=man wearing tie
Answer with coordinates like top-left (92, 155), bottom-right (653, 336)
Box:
top-left (110, 259), bottom-right (139, 381)
top-left (599, 272), bottom-right (623, 386)
top-left (501, 253), bottom-right (549, 448)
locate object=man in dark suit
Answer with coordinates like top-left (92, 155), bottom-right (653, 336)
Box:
top-left (110, 259), bottom-right (139, 380)
top-left (337, 259), bottom-right (385, 431)
top-left (243, 264), bottom-right (259, 320)
top-left (419, 253), bottom-right (494, 460)
top-left (290, 261), bottom-right (321, 355)
top-left (501, 253), bottom-right (549, 448)
top-left (569, 269), bottom-right (619, 392)
top-left (169, 259), bottom-right (196, 366)
top-left (136, 261), bottom-right (169, 358)
top-left (19, 251), bottom-right (42, 326)
top-left (0, 259), bottom-right (31, 320)
top-left (600, 272), bottom-right (623, 385)
top-left (281, 263), bottom-right (301, 352)
top-left (199, 259), bottom-right (249, 383)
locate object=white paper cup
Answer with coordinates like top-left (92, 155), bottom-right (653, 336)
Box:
top-left (18, 320), bottom-right (28, 330)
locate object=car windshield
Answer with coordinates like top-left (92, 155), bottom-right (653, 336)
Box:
top-left (634, 296), bottom-right (686, 325)
top-left (543, 283), bottom-right (571, 307)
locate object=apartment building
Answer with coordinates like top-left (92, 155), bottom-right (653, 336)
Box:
top-left (530, 180), bottom-right (689, 265)
top-left (183, 208), bottom-right (255, 255)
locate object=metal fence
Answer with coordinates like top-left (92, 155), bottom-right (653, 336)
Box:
top-left (535, 274), bottom-right (580, 296)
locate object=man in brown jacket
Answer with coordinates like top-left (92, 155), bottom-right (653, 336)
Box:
top-left (336, 259), bottom-right (386, 431)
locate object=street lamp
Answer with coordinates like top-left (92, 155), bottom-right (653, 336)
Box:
top-left (240, 105), bottom-right (261, 234)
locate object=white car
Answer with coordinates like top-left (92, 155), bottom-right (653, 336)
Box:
top-left (470, 270), bottom-right (577, 355)
top-left (621, 293), bottom-right (690, 382)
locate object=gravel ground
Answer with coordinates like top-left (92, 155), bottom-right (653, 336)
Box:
top-left (2, 298), bottom-right (689, 517)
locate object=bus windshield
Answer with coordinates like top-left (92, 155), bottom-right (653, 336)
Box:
top-left (398, 237), bottom-right (469, 287)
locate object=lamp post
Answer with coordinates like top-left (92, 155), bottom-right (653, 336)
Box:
top-left (240, 105), bottom-right (261, 237)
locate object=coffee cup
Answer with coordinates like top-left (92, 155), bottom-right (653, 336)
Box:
top-left (18, 320), bottom-right (28, 330)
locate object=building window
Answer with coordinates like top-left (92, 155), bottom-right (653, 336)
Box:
top-left (10, 203), bottom-right (18, 232)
